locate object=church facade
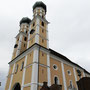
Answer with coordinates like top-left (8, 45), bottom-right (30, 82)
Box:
top-left (5, 1), bottom-right (90, 90)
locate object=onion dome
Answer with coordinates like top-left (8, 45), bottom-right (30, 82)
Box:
top-left (33, 1), bottom-right (47, 13)
top-left (20, 17), bottom-right (31, 25)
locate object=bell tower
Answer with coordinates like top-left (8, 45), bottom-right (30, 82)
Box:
top-left (27, 1), bottom-right (49, 49)
top-left (12, 17), bottom-right (31, 59)
top-left (5, 1), bottom-right (51, 90)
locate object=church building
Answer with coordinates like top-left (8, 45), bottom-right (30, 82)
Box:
top-left (5, 1), bottom-right (90, 90)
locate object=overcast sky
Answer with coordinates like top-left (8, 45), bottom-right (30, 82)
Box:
top-left (0, 0), bottom-right (90, 89)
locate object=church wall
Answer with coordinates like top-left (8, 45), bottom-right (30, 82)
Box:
top-left (29, 37), bottom-right (35, 47)
top-left (5, 76), bottom-right (11, 90)
top-left (39, 27), bottom-right (47, 38)
top-left (8, 65), bottom-right (13, 75)
top-left (64, 64), bottom-right (77, 89)
top-left (50, 57), bottom-right (64, 90)
top-left (23, 86), bottom-right (31, 90)
top-left (39, 51), bottom-right (47, 65)
top-left (38, 65), bottom-right (47, 83)
top-left (39, 36), bottom-right (47, 48)
top-left (38, 86), bottom-right (42, 90)
top-left (26, 51), bottom-right (33, 66)
top-left (10, 57), bottom-right (25, 90)
top-left (20, 42), bottom-right (27, 54)
top-left (5, 1), bottom-right (90, 90)
top-left (24, 66), bottom-right (32, 84)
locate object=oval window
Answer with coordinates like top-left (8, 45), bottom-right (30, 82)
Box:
top-left (53, 64), bottom-right (58, 70)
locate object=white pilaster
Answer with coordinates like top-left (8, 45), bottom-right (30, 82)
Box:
top-left (61, 62), bottom-right (67, 90)
top-left (35, 18), bottom-right (40, 44)
top-left (73, 68), bottom-right (77, 81)
top-left (21, 55), bottom-right (28, 90)
top-left (46, 25), bottom-right (49, 49)
top-left (83, 71), bottom-right (85, 77)
top-left (27, 25), bottom-right (31, 48)
top-left (47, 53), bottom-right (51, 86)
top-left (73, 67), bottom-right (78, 90)
top-left (8, 64), bottom-right (16, 90)
top-left (16, 34), bottom-right (23, 56)
top-left (31, 48), bottom-right (39, 90)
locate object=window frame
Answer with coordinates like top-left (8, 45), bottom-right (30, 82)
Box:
top-left (67, 70), bottom-right (71, 75)
top-left (53, 75), bottom-right (59, 84)
top-left (20, 61), bottom-right (24, 71)
top-left (15, 64), bottom-right (18, 74)
top-left (53, 64), bottom-right (58, 70)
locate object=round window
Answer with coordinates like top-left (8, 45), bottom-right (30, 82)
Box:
top-left (67, 70), bottom-right (71, 75)
top-left (53, 64), bottom-right (58, 70)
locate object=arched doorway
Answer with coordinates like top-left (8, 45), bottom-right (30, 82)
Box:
top-left (54, 77), bottom-right (59, 84)
top-left (12, 83), bottom-right (21, 90)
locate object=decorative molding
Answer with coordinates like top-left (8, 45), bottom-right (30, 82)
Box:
top-left (61, 62), bottom-right (67, 90)
top-left (46, 24), bottom-right (49, 49)
top-left (28, 33), bottom-right (49, 41)
top-left (73, 67), bottom-right (78, 90)
top-left (31, 48), bottom-right (39, 90)
top-left (35, 18), bottom-right (40, 44)
top-left (10, 45), bottom-right (34, 66)
top-left (8, 63), bottom-right (16, 90)
top-left (15, 31), bottom-right (27, 39)
top-left (21, 55), bottom-right (28, 90)
top-left (47, 53), bottom-right (51, 86)
top-left (22, 82), bottom-right (43, 88)
top-left (30, 15), bottom-right (49, 26)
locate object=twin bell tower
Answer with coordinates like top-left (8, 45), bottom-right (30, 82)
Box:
top-left (5, 1), bottom-right (51, 90)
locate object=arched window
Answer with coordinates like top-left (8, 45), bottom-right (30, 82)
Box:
top-left (12, 83), bottom-right (21, 90)
top-left (42, 21), bottom-right (44, 26)
top-left (20, 61), bottom-right (24, 71)
top-left (15, 64), bottom-right (18, 74)
top-left (54, 76), bottom-right (59, 84)
top-left (30, 29), bottom-right (35, 34)
top-left (24, 37), bottom-right (27, 41)
top-left (14, 44), bottom-right (18, 48)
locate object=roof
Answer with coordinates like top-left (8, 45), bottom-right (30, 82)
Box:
top-left (33, 1), bottom-right (47, 13)
top-left (9, 43), bottom-right (90, 75)
top-left (20, 17), bottom-right (31, 25)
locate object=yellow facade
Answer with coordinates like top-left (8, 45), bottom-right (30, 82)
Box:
top-left (5, 76), bottom-right (11, 90)
top-left (5, 2), bottom-right (90, 90)
top-left (38, 66), bottom-right (47, 83)
top-left (10, 57), bottom-right (25, 90)
top-left (50, 57), bottom-right (64, 90)
top-left (24, 66), bottom-right (32, 84)
top-left (26, 51), bottom-right (33, 66)
top-left (64, 64), bottom-right (77, 89)
top-left (23, 86), bottom-right (31, 90)
top-left (39, 51), bottom-right (47, 65)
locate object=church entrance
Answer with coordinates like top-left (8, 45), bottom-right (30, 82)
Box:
top-left (12, 83), bottom-right (21, 90)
